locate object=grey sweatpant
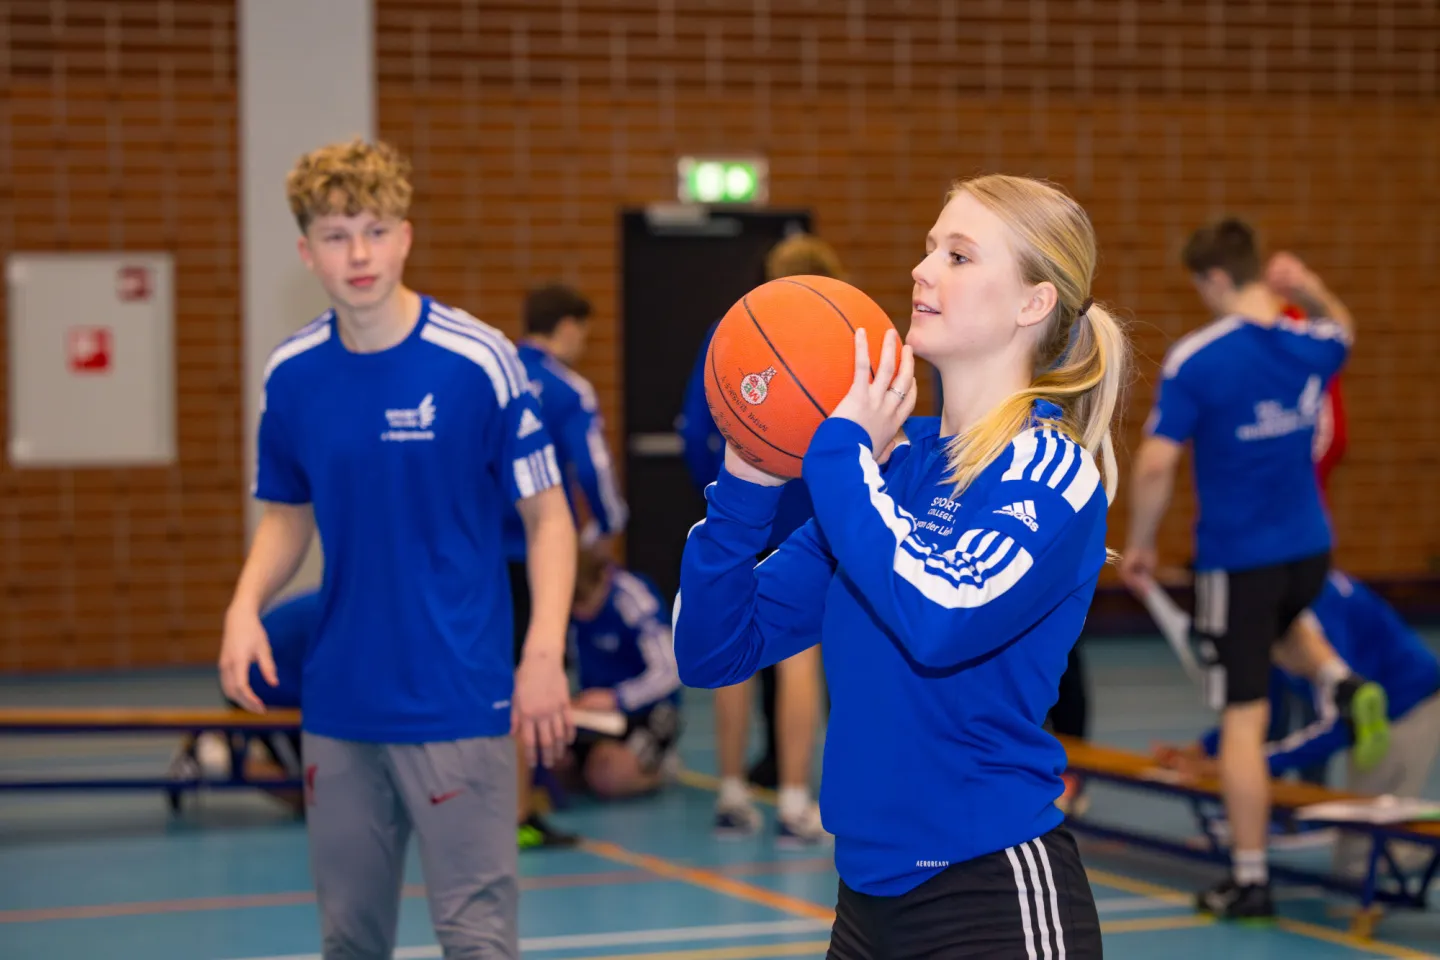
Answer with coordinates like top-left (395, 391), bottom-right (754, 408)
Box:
top-left (302, 732), bottom-right (519, 960)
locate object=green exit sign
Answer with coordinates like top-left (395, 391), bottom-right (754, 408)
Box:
top-left (677, 157), bottom-right (768, 205)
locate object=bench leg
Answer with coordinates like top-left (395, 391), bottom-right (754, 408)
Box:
top-left (1349, 905), bottom-right (1384, 939)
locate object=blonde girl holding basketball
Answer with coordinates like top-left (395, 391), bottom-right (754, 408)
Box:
top-left (674, 175), bottom-right (1128, 958)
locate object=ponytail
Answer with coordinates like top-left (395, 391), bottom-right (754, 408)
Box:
top-left (938, 174), bottom-right (1131, 511)
top-left (941, 301), bottom-right (1129, 505)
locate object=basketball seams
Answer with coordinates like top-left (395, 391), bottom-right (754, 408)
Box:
top-left (707, 341), bottom-right (805, 463)
top-left (772, 277), bottom-right (878, 378)
top-left (741, 295), bottom-right (830, 419)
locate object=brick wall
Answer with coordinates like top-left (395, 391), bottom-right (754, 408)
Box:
top-left (379, 0), bottom-right (1440, 584)
top-left (3, 0), bottom-right (1436, 673)
top-left (1, 0), bottom-right (240, 672)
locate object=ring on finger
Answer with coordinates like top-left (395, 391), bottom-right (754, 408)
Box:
top-left (887, 387), bottom-right (907, 400)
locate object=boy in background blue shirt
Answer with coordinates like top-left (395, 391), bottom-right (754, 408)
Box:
top-left (1122, 217), bottom-right (1387, 919)
top-left (1159, 571), bottom-right (1440, 881)
top-left (561, 548), bottom-right (683, 798)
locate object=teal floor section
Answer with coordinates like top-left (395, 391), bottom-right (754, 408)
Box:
top-left (3, 635), bottom-right (1440, 959)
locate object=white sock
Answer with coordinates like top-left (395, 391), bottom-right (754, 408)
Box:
top-left (778, 785), bottom-right (811, 822)
top-left (1233, 849), bottom-right (1268, 886)
top-left (1317, 658), bottom-right (1351, 689)
top-left (719, 776), bottom-right (749, 808)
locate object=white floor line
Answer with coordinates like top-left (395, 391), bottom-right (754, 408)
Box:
top-left (221, 918), bottom-right (837, 960)
top-left (1093, 895), bottom-right (1185, 914)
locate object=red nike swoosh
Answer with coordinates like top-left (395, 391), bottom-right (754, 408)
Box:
top-left (430, 790), bottom-right (462, 805)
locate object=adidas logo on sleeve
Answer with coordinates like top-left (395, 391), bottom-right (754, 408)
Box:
top-left (994, 500), bottom-right (1039, 532)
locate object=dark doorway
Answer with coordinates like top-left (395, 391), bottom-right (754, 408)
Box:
top-left (618, 205), bottom-right (813, 602)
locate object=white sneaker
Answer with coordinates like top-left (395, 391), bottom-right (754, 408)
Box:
top-left (777, 801), bottom-right (832, 848)
top-left (714, 795), bottom-right (763, 838)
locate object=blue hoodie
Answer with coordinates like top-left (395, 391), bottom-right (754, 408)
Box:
top-left (674, 402), bottom-right (1110, 896)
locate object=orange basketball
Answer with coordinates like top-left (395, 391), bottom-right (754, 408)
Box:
top-left (704, 275), bottom-right (897, 478)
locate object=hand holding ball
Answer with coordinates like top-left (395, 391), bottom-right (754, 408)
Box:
top-left (703, 275), bottom-right (900, 479)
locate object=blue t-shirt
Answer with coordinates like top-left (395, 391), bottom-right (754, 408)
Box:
top-left (570, 569), bottom-right (681, 714)
top-left (254, 297), bottom-right (562, 742)
top-left (1146, 314), bottom-right (1350, 571)
top-left (503, 342), bottom-right (628, 560)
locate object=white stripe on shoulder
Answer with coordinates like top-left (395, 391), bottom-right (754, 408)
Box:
top-left (428, 303), bottom-right (527, 393)
top-left (1162, 317), bottom-right (1244, 378)
top-left (613, 570), bottom-right (660, 626)
top-left (859, 447), bottom-right (1035, 609)
top-left (1001, 430), bottom-right (1100, 513)
top-left (543, 356), bottom-right (600, 413)
top-left (421, 323), bottom-right (514, 406)
top-left (262, 314), bottom-right (332, 384)
top-left (1276, 315), bottom-right (1352, 345)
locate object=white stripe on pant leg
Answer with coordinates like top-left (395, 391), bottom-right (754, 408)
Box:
top-left (1004, 846), bottom-right (1039, 960)
top-left (1033, 837), bottom-right (1067, 960)
top-left (1019, 842), bottom-right (1053, 960)
top-left (1194, 571), bottom-right (1211, 635)
top-left (1211, 570), bottom-right (1229, 636)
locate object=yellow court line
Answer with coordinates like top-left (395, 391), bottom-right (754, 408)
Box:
top-left (579, 839), bottom-right (836, 922)
top-left (677, 770), bottom-right (1439, 957)
top-left (1088, 867), bottom-right (1436, 958)
top-left (1100, 915), bottom-right (1214, 934)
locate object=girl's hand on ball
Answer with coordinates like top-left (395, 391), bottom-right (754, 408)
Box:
top-left (724, 443), bottom-right (787, 488)
top-left (830, 328), bottom-right (916, 455)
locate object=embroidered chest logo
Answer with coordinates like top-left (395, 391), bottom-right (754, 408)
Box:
top-left (382, 393), bottom-right (436, 442)
top-left (739, 366), bottom-right (777, 405)
top-left (915, 496), bottom-right (958, 537)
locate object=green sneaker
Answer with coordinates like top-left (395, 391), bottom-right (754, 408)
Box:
top-left (517, 814), bottom-right (579, 851)
top-left (1340, 678), bottom-right (1390, 772)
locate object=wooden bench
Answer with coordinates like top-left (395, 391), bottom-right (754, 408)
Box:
top-left (0, 707), bottom-right (303, 813)
top-left (1058, 736), bottom-right (1440, 935)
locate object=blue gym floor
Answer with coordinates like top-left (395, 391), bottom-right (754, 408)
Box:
top-left (3, 636), bottom-right (1439, 959)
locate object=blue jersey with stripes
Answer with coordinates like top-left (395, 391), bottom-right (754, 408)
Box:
top-left (503, 342), bottom-right (627, 559)
top-left (1146, 314), bottom-right (1350, 571)
top-left (1201, 571), bottom-right (1440, 775)
top-left (674, 402), bottom-right (1110, 896)
top-left (571, 569), bottom-right (681, 713)
top-left (254, 296), bottom-right (562, 742)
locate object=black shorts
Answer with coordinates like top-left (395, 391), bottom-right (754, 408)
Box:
top-left (572, 701), bottom-right (683, 776)
top-left (508, 560), bottom-right (530, 666)
top-left (827, 825), bottom-right (1101, 959)
top-left (1192, 550), bottom-right (1330, 709)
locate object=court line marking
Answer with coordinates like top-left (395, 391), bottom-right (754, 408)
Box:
top-left (1088, 868), bottom-right (1437, 959)
top-left (683, 767), bottom-right (1439, 958)
top-left (578, 838), bottom-right (836, 921)
top-left (231, 941), bottom-right (836, 960)
top-left (221, 922), bottom-right (831, 960)
top-left (0, 869), bottom-right (651, 924)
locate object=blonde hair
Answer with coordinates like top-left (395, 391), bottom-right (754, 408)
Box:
top-left (286, 138), bottom-right (413, 232)
top-left (765, 233), bottom-right (846, 281)
top-left (939, 175), bottom-right (1129, 505)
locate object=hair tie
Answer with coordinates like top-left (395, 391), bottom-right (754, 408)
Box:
top-left (1078, 296), bottom-right (1094, 318)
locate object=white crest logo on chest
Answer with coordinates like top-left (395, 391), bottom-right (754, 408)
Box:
top-left (382, 393), bottom-right (437, 441)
